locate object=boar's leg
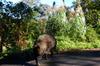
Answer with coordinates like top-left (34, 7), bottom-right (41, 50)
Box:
top-left (42, 53), bottom-right (48, 60)
top-left (35, 57), bottom-right (40, 66)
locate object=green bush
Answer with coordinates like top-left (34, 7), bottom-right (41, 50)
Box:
top-left (67, 16), bottom-right (86, 41)
top-left (85, 26), bottom-right (98, 42)
top-left (95, 22), bottom-right (100, 35)
top-left (56, 36), bottom-right (75, 51)
top-left (46, 11), bottom-right (67, 36)
top-left (92, 39), bottom-right (100, 48)
top-left (56, 36), bottom-right (100, 52)
top-left (56, 36), bottom-right (94, 51)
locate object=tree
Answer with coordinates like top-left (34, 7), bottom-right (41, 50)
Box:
top-left (0, 1), bottom-right (33, 53)
top-left (80, 0), bottom-right (100, 27)
top-left (22, 0), bottom-right (35, 7)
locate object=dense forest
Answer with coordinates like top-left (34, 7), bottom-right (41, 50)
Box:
top-left (0, 0), bottom-right (100, 59)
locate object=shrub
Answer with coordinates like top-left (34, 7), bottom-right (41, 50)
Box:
top-left (67, 16), bottom-right (86, 41)
top-left (46, 11), bottom-right (67, 36)
top-left (85, 26), bottom-right (98, 42)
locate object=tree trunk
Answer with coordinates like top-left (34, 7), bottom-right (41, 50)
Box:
top-left (0, 36), bottom-right (2, 53)
top-left (0, 24), bottom-right (3, 53)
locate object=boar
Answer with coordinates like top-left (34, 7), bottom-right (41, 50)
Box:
top-left (33, 34), bottom-right (56, 66)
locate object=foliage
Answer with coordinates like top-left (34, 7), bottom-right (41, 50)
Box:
top-left (56, 35), bottom-right (99, 52)
top-left (95, 20), bottom-right (100, 35)
top-left (0, 1), bottom-right (33, 53)
top-left (80, 0), bottom-right (100, 27)
top-left (85, 26), bottom-right (98, 42)
top-left (66, 16), bottom-right (86, 41)
top-left (46, 11), bottom-right (67, 36)
top-left (1, 0), bottom-right (100, 60)
top-left (46, 8), bottom-right (100, 52)
top-left (56, 36), bottom-right (75, 51)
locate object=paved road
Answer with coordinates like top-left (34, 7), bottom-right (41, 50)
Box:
top-left (1, 51), bottom-right (100, 66)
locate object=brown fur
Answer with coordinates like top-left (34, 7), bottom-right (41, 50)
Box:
top-left (33, 34), bottom-right (56, 66)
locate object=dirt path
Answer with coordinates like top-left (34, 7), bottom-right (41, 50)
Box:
top-left (1, 51), bottom-right (100, 66)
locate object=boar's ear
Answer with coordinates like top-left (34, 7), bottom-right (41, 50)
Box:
top-left (34, 45), bottom-right (38, 47)
top-left (34, 44), bottom-right (40, 48)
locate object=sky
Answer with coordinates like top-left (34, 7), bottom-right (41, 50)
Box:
top-left (6, 0), bottom-right (75, 7)
top-left (40, 0), bottom-right (75, 7)
top-left (6, 0), bottom-right (22, 3)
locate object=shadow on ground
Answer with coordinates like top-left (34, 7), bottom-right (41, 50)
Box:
top-left (1, 50), bottom-right (100, 66)
top-left (0, 49), bottom-right (36, 66)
